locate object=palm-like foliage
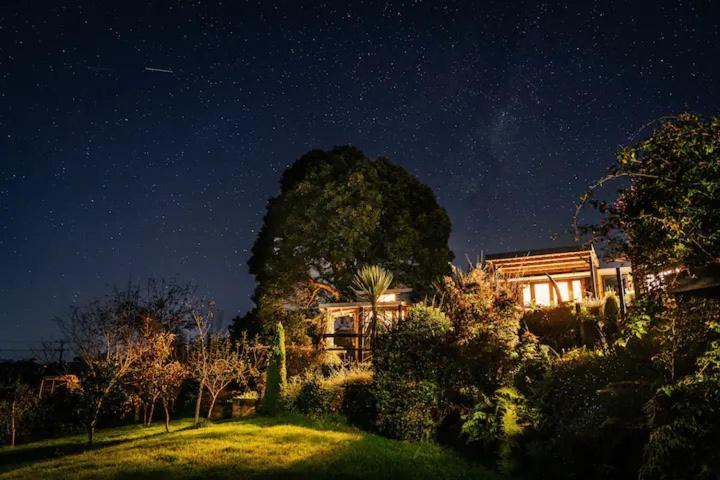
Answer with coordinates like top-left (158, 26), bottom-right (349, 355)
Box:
top-left (353, 265), bottom-right (394, 344)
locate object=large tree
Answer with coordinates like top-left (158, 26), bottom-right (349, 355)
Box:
top-left (579, 114), bottom-right (720, 478)
top-left (246, 146), bottom-right (453, 325)
top-left (580, 113), bottom-right (720, 275)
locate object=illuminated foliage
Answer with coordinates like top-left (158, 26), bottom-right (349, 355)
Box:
top-left (583, 113), bottom-right (720, 274)
top-left (259, 323), bottom-right (287, 415)
top-left (352, 265), bottom-right (394, 341)
top-left (244, 146), bottom-right (453, 334)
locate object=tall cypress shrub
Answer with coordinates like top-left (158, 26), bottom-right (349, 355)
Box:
top-left (260, 322), bottom-right (286, 414)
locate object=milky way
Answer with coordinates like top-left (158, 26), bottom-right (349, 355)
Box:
top-left (1, 1), bottom-right (719, 354)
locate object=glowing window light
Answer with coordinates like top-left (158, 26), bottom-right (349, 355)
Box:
top-left (534, 283), bottom-right (551, 306)
top-left (378, 293), bottom-right (396, 303)
top-left (522, 285), bottom-right (532, 306)
top-left (557, 282), bottom-right (569, 302)
top-left (572, 280), bottom-right (583, 301)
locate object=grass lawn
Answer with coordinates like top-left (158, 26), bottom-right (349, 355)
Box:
top-left (0, 415), bottom-right (498, 480)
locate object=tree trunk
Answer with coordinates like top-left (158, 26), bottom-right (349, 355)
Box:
top-left (10, 399), bottom-right (16, 447)
top-left (147, 401), bottom-right (155, 426)
top-left (87, 397), bottom-right (104, 447)
top-left (206, 393), bottom-right (218, 420)
top-left (194, 382), bottom-right (203, 425)
top-left (163, 400), bottom-right (170, 433)
top-left (87, 417), bottom-right (97, 447)
top-left (370, 303), bottom-right (378, 345)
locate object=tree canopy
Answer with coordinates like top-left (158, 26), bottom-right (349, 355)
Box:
top-left (582, 113), bottom-right (720, 274)
top-left (247, 146), bottom-right (453, 313)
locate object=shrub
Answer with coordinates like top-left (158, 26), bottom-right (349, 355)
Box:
top-left (462, 387), bottom-right (532, 475)
top-left (525, 347), bottom-right (653, 479)
top-left (284, 345), bottom-right (320, 378)
top-left (374, 378), bottom-right (442, 441)
top-left (640, 376), bottom-right (720, 480)
top-left (513, 330), bottom-right (554, 395)
top-left (522, 305), bottom-right (578, 349)
top-left (522, 303), bottom-right (604, 351)
top-left (373, 304), bottom-right (452, 441)
top-left (259, 322), bottom-right (286, 414)
top-left (294, 374), bottom-right (343, 417)
top-left (341, 378), bottom-right (376, 431)
top-left (285, 365), bottom-right (374, 425)
top-left (602, 292), bottom-right (621, 340)
top-left (640, 318), bottom-right (720, 480)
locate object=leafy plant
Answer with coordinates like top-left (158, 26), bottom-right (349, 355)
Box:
top-left (244, 146), bottom-right (453, 335)
top-left (353, 265), bottom-right (394, 342)
top-left (259, 322), bottom-right (287, 415)
top-left (373, 305), bottom-right (452, 441)
top-left (580, 113), bottom-right (720, 274)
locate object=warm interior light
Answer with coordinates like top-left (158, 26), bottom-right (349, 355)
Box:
top-left (534, 283), bottom-right (551, 306)
top-left (522, 285), bottom-right (532, 305)
top-left (572, 280), bottom-right (583, 301)
top-left (557, 282), bottom-right (569, 302)
top-left (378, 293), bottom-right (396, 302)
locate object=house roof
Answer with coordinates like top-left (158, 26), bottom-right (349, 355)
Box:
top-left (668, 265), bottom-right (720, 299)
top-left (485, 245), bottom-right (599, 276)
top-left (484, 244), bottom-right (591, 261)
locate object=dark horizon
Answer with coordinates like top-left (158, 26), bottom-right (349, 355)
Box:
top-left (2, 1), bottom-right (720, 358)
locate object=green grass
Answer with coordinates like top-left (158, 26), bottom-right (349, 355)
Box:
top-left (0, 415), bottom-right (498, 479)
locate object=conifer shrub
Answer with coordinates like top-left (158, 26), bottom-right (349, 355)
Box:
top-left (602, 291), bottom-right (621, 340)
top-left (259, 322), bottom-right (286, 414)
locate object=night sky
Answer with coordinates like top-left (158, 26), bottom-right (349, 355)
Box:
top-left (2, 1), bottom-right (719, 355)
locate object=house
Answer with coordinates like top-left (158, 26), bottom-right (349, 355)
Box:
top-left (318, 245), bottom-right (634, 361)
top-left (485, 245), bottom-right (634, 308)
top-left (668, 264), bottom-right (720, 299)
top-left (319, 288), bottom-right (412, 361)
top-left (38, 374), bottom-right (80, 398)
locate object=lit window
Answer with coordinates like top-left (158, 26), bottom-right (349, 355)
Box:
top-left (572, 280), bottom-right (583, 301)
top-left (378, 293), bottom-right (396, 303)
top-left (534, 283), bottom-right (551, 306)
top-left (522, 285), bottom-right (532, 306)
top-left (557, 282), bottom-right (569, 302)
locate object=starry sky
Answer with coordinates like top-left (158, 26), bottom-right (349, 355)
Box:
top-left (1, 1), bottom-right (719, 356)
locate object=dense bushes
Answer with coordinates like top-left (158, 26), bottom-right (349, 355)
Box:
top-left (521, 301), bottom-right (611, 351)
top-left (373, 305), bottom-right (452, 441)
top-left (522, 304), bottom-right (579, 350)
top-left (284, 365), bottom-right (373, 423)
top-left (341, 376), bottom-right (377, 430)
top-left (641, 375), bottom-right (720, 479)
top-left (524, 347), bottom-right (652, 478)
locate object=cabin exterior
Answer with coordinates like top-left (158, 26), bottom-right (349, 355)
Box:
top-left (485, 245), bottom-right (634, 308)
top-left (38, 374), bottom-right (80, 398)
top-left (319, 288), bottom-right (412, 361)
top-left (318, 245), bottom-right (634, 361)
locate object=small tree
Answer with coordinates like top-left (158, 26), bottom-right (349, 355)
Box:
top-left (203, 334), bottom-right (251, 419)
top-left (578, 113), bottom-right (720, 274)
top-left (129, 323), bottom-right (181, 427)
top-left (188, 304), bottom-right (214, 425)
top-left (155, 361), bottom-right (187, 432)
top-left (62, 292), bottom-right (148, 446)
top-left (0, 381), bottom-right (36, 447)
top-left (352, 265), bottom-right (394, 343)
top-left (438, 263), bottom-right (521, 391)
top-left (259, 323), bottom-right (286, 415)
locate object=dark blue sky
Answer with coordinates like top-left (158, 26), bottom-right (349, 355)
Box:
top-left (2, 1), bottom-right (719, 355)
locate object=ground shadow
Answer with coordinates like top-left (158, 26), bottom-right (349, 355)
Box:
top-left (0, 425), bottom-right (195, 473)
